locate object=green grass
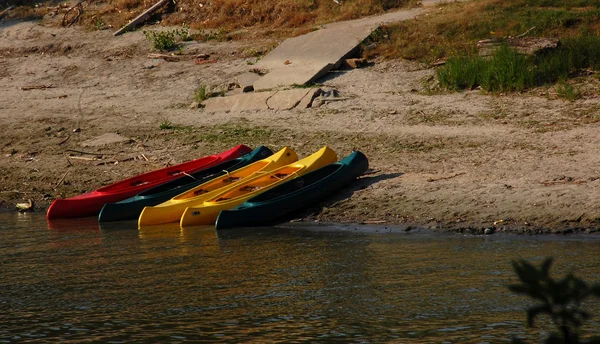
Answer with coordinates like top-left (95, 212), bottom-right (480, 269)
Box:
top-left (436, 36), bottom-right (600, 92)
top-left (365, 0), bottom-right (600, 93)
top-left (194, 85), bottom-right (209, 102)
top-left (556, 80), bottom-right (582, 101)
top-left (143, 26), bottom-right (191, 51)
top-left (159, 120), bottom-right (174, 130)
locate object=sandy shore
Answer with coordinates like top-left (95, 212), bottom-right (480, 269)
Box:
top-left (2, 17), bottom-right (600, 234)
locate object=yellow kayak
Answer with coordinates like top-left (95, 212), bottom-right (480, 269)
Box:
top-left (138, 147), bottom-right (298, 227)
top-left (179, 146), bottom-right (338, 228)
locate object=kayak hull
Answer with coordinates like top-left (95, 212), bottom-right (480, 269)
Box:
top-left (137, 147), bottom-right (298, 227)
top-left (180, 146), bottom-right (338, 227)
top-left (215, 151), bottom-right (368, 230)
top-left (98, 146), bottom-right (273, 222)
top-left (46, 144), bottom-right (251, 219)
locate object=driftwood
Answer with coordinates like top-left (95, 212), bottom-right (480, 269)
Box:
top-left (478, 37), bottom-right (560, 56)
top-left (20, 84), bottom-right (55, 91)
top-left (113, 0), bottom-right (172, 36)
top-left (147, 53), bottom-right (179, 62)
top-left (62, 0), bottom-right (89, 27)
top-left (0, 5), bottom-right (14, 19)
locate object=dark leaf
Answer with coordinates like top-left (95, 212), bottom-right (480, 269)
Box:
top-left (527, 304), bottom-right (551, 327)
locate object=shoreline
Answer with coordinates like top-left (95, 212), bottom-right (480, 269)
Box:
top-left (3, 20), bottom-right (600, 234)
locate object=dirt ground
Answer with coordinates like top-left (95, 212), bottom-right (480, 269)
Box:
top-left (2, 12), bottom-right (600, 234)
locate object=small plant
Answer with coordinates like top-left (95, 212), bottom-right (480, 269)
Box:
top-left (194, 85), bottom-right (209, 102)
top-left (177, 23), bottom-right (192, 42)
top-left (91, 17), bottom-right (107, 31)
top-left (144, 25), bottom-right (192, 51)
top-left (509, 257), bottom-right (600, 343)
top-left (197, 27), bottom-right (229, 42)
top-left (556, 81), bottom-right (582, 101)
top-left (144, 30), bottom-right (178, 51)
top-left (159, 119), bottom-right (174, 130)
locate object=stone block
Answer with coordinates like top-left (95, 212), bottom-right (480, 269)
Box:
top-left (203, 92), bottom-right (276, 112)
top-left (267, 89), bottom-right (313, 110)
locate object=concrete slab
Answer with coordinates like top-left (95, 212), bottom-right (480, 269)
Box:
top-left (251, 6), bottom-right (430, 91)
top-left (235, 72), bottom-right (261, 92)
top-left (203, 92), bottom-right (276, 112)
top-left (297, 88), bottom-right (321, 109)
top-left (267, 89), bottom-right (312, 110)
top-left (253, 25), bottom-right (373, 91)
top-left (81, 133), bottom-right (131, 147)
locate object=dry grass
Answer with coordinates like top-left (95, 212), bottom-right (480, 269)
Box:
top-left (367, 0), bottom-right (600, 64)
top-left (5, 0), bottom-right (414, 39)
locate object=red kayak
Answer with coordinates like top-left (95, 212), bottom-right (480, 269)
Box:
top-left (46, 144), bottom-right (252, 219)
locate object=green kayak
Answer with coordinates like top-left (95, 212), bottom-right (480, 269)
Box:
top-left (98, 146), bottom-right (273, 222)
top-left (215, 150), bottom-right (368, 230)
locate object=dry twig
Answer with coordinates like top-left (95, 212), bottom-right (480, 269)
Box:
top-left (21, 84), bottom-right (55, 91)
top-left (0, 5), bottom-right (14, 19)
top-left (54, 171), bottom-right (69, 189)
top-left (427, 172), bottom-right (466, 182)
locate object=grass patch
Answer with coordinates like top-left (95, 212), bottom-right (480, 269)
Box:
top-left (159, 119), bottom-right (191, 131)
top-left (436, 36), bottom-right (600, 93)
top-left (159, 119), bottom-right (174, 130)
top-left (143, 26), bottom-right (191, 51)
top-left (365, 0), bottom-right (600, 93)
top-left (194, 85), bottom-right (209, 102)
top-left (556, 80), bottom-right (582, 101)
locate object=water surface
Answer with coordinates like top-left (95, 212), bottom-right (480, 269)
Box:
top-left (2, 212), bottom-right (600, 342)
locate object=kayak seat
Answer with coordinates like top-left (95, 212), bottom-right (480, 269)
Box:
top-left (223, 176), bottom-right (242, 183)
top-left (130, 180), bottom-right (149, 187)
top-left (240, 185), bottom-right (262, 192)
top-left (270, 173), bottom-right (289, 179)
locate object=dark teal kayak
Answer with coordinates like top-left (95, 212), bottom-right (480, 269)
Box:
top-left (98, 146), bottom-right (273, 222)
top-left (215, 150), bottom-right (369, 230)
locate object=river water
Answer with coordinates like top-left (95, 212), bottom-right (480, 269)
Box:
top-left (2, 212), bottom-right (600, 343)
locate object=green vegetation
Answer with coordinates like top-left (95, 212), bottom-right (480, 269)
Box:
top-left (436, 37), bottom-right (600, 92)
top-left (556, 81), bottom-right (582, 101)
top-left (509, 258), bottom-right (600, 343)
top-left (367, 0), bottom-right (600, 94)
top-left (194, 85), bottom-right (209, 103)
top-left (159, 119), bottom-right (174, 130)
top-left (143, 26), bottom-right (191, 51)
top-left (194, 27), bottom-right (229, 42)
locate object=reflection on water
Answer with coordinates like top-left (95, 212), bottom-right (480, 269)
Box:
top-left (2, 212), bottom-right (600, 342)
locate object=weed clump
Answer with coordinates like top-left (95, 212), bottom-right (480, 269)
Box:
top-left (437, 35), bottom-right (600, 93)
top-left (194, 85), bottom-right (209, 102)
top-left (144, 25), bottom-right (191, 51)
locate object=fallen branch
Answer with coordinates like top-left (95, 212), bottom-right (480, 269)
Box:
top-left (148, 53), bottom-right (180, 62)
top-left (58, 135), bottom-right (71, 145)
top-left (427, 172), bottom-right (466, 182)
top-left (362, 220), bottom-right (387, 224)
top-left (0, 5), bottom-right (15, 19)
top-left (68, 156), bottom-right (99, 161)
top-left (21, 84), bottom-right (55, 91)
top-left (64, 149), bottom-right (107, 158)
top-left (54, 171), bottom-right (69, 189)
top-left (362, 169), bottom-right (381, 176)
top-left (93, 156), bottom-right (136, 165)
top-left (63, 151), bottom-right (73, 167)
top-left (516, 26), bottom-right (536, 38)
top-left (113, 0), bottom-right (172, 36)
top-left (62, 1), bottom-right (87, 27)
top-left (477, 36), bottom-right (559, 56)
